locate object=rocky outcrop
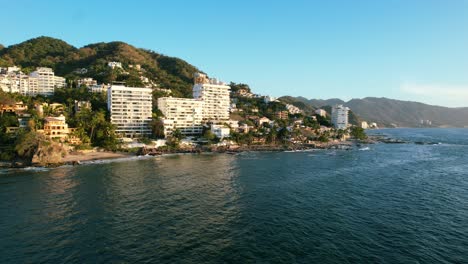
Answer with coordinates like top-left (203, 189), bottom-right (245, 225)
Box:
top-left (31, 141), bottom-right (68, 166)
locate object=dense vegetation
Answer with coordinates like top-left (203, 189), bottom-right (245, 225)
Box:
top-left (0, 90), bottom-right (118, 163)
top-left (0, 36), bottom-right (201, 98)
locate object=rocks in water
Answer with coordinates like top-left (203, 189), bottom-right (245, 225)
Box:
top-left (414, 141), bottom-right (441, 145)
top-left (368, 135), bottom-right (408, 144)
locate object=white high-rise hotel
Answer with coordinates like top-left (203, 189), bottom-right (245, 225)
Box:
top-left (331, 104), bottom-right (350, 129)
top-left (157, 97), bottom-right (203, 136)
top-left (107, 85), bottom-right (153, 137)
top-left (193, 73), bottom-right (230, 121)
top-left (158, 73), bottom-right (231, 136)
top-left (0, 67), bottom-right (65, 96)
top-left (29, 67), bottom-right (66, 96)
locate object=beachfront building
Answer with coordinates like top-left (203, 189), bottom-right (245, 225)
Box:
top-left (331, 105), bottom-right (350, 129)
top-left (156, 73), bottom-right (232, 138)
top-left (193, 73), bottom-right (230, 122)
top-left (107, 85), bottom-right (152, 138)
top-left (157, 97), bottom-right (203, 136)
top-left (211, 124), bottom-right (230, 139)
top-left (43, 115), bottom-right (69, 140)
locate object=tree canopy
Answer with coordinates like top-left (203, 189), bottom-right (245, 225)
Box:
top-left (0, 37), bottom-right (202, 98)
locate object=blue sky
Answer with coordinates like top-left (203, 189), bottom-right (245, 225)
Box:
top-left (2, 0), bottom-right (468, 107)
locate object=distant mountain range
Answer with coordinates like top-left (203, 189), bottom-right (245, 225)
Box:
top-left (280, 96), bottom-right (468, 128)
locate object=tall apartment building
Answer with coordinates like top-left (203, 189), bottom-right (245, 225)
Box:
top-left (331, 105), bottom-right (350, 129)
top-left (29, 67), bottom-right (65, 96)
top-left (157, 73), bottom-right (231, 137)
top-left (0, 76), bottom-right (10, 92)
top-left (107, 85), bottom-right (152, 137)
top-left (0, 74), bottom-right (18, 93)
top-left (29, 67), bottom-right (55, 96)
top-left (27, 77), bottom-right (39, 95)
top-left (157, 97), bottom-right (203, 136)
top-left (192, 73), bottom-right (230, 122)
top-left (0, 72), bottom-right (34, 95)
top-left (1, 67), bottom-right (65, 96)
top-left (54, 76), bottom-right (66, 88)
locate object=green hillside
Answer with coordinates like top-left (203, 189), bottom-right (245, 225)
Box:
top-left (0, 36), bottom-right (201, 98)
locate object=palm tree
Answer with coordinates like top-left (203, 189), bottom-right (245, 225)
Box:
top-left (171, 129), bottom-right (184, 141)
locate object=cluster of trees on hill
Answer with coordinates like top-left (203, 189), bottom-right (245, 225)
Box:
top-left (0, 36), bottom-right (201, 98)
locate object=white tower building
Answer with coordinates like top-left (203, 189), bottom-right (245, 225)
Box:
top-left (192, 73), bottom-right (230, 122)
top-left (331, 105), bottom-right (350, 129)
top-left (107, 85), bottom-right (153, 137)
top-left (157, 97), bottom-right (203, 136)
top-left (29, 67), bottom-right (65, 96)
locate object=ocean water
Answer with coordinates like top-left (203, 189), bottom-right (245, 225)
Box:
top-left (1, 128), bottom-right (468, 263)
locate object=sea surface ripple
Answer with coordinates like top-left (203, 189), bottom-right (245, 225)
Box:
top-left (1, 128), bottom-right (468, 263)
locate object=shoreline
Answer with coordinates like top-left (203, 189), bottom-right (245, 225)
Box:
top-left (1, 139), bottom-right (388, 169)
top-left (61, 151), bottom-right (133, 164)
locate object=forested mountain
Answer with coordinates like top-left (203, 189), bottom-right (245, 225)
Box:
top-left (0, 36), bottom-right (201, 97)
top-left (280, 96), bottom-right (468, 127)
top-left (345, 97), bottom-right (468, 128)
